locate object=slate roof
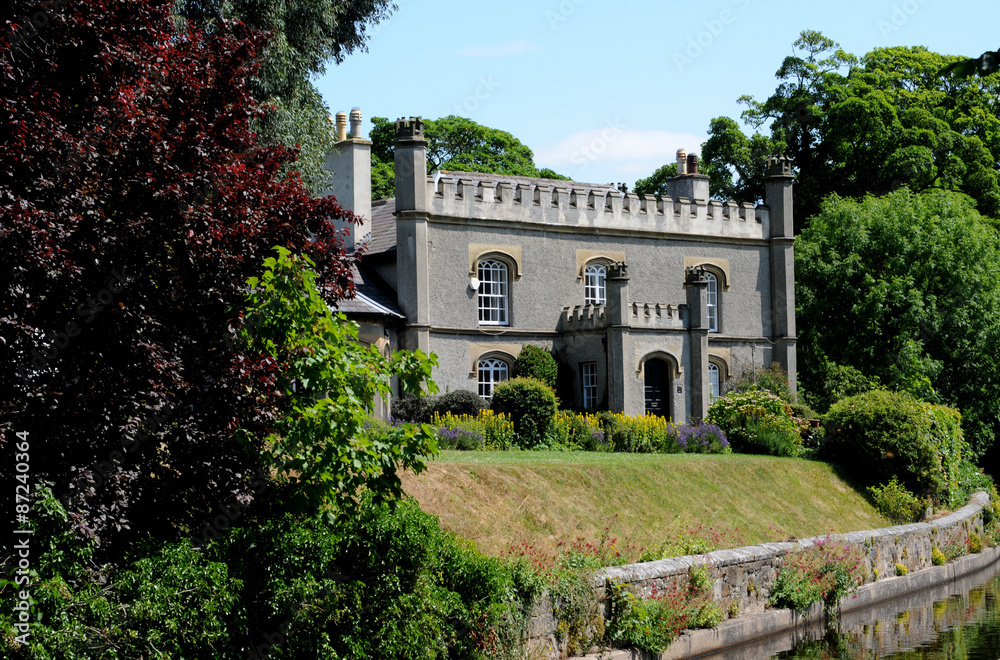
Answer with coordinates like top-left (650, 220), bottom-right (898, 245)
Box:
top-left (332, 264), bottom-right (403, 318)
top-left (367, 198), bottom-right (397, 256)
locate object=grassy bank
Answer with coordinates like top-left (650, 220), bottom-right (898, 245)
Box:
top-left (400, 451), bottom-right (890, 558)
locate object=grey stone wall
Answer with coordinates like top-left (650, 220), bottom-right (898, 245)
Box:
top-left (528, 492), bottom-right (991, 659)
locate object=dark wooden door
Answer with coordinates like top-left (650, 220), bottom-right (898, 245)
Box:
top-left (644, 359), bottom-right (669, 418)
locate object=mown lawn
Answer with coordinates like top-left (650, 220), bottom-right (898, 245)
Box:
top-left (400, 451), bottom-right (889, 559)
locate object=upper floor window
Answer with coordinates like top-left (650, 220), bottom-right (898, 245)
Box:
top-left (584, 264), bottom-right (606, 305)
top-left (478, 259), bottom-right (509, 326)
top-left (478, 357), bottom-right (509, 400)
top-left (708, 362), bottom-right (720, 401)
top-left (705, 272), bottom-right (719, 333)
top-left (581, 362), bottom-right (598, 409)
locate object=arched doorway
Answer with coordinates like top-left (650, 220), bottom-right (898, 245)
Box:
top-left (644, 358), bottom-right (670, 418)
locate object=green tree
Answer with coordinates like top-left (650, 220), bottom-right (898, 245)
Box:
top-left (370, 115), bottom-right (567, 199)
top-left (174, 0), bottom-right (396, 195)
top-left (240, 247), bottom-right (438, 516)
top-left (701, 31), bottom-right (1000, 226)
top-left (796, 188), bottom-right (1000, 458)
top-left (633, 163), bottom-right (677, 197)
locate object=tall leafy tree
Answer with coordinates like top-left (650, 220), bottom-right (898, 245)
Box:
top-left (690, 31), bottom-right (1000, 227)
top-left (174, 0), bottom-right (396, 195)
top-left (0, 0), bottom-right (424, 555)
top-left (796, 189), bottom-right (1000, 460)
top-left (369, 115), bottom-right (567, 199)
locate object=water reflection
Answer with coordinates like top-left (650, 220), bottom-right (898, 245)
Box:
top-left (773, 567), bottom-right (1000, 659)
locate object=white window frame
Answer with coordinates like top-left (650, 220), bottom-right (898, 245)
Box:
top-left (478, 358), bottom-right (509, 400)
top-left (478, 259), bottom-right (509, 326)
top-left (705, 272), bottom-right (719, 333)
top-left (582, 362), bottom-right (598, 409)
top-left (584, 264), bottom-right (607, 305)
top-left (708, 362), bottom-right (720, 401)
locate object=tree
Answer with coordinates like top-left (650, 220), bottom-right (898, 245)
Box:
top-left (633, 163), bottom-right (677, 197)
top-left (700, 31), bottom-right (1000, 227)
top-left (796, 188), bottom-right (1000, 459)
top-left (0, 0), bottom-right (398, 554)
top-left (174, 0), bottom-right (397, 195)
top-left (369, 115), bottom-right (567, 199)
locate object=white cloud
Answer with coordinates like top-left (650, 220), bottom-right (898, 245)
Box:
top-left (536, 127), bottom-right (704, 167)
top-left (458, 40), bottom-right (540, 58)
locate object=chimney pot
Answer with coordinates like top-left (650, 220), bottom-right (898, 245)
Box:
top-left (676, 148), bottom-right (688, 175)
top-left (349, 107), bottom-right (363, 139)
top-left (335, 112), bottom-right (348, 142)
top-left (687, 154), bottom-right (699, 174)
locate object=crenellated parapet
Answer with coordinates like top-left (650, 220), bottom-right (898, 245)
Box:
top-left (427, 171), bottom-right (769, 240)
top-left (630, 302), bottom-right (684, 330)
top-left (560, 304), bottom-right (609, 332)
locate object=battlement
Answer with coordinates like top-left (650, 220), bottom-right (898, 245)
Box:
top-left (630, 302), bottom-right (685, 330)
top-left (427, 171), bottom-right (769, 240)
top-left (561, 304), bottom-right (609, 331)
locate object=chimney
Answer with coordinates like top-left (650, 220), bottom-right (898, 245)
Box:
top-left (324, 107), bottom-right (372, 249)
top-left (666, 147), bottom-right (709, 201)
top-left (394, 117), bottom-right (428, 213)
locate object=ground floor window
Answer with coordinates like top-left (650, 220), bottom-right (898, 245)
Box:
top-left (581, 362), bottom-right (598, 409)
top-left (478, 358), bottom-right (509, 400)
top-left (708, 362), bottom-right (720, 401)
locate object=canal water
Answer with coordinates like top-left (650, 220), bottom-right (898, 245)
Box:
top-left (703, 561), bottom-right (1000, 659)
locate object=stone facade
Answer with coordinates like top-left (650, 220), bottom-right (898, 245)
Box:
top-left (326, 112), bottom-right (797, 421)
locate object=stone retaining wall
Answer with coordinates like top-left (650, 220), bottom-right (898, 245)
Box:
top-left (529, 491), bottom-right (991, 659)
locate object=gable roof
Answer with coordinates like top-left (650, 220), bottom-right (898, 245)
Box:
top-left (332, 264), bottom-right (403, 318)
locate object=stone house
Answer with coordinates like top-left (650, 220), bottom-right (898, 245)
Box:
top-left (325, 110), bottom-right (796, 423)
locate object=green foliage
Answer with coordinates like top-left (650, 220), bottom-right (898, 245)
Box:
top-left (805, 363), bottom-right (880, 414)
top-left (729, 363), bottom-right (795, 403)
top-left (551, 411), bottom-right (608, 451)
top-left (823, 389), bottom-right (969, 504)
top-left (594, 413), bottom-right (730, 454)
top-left (240, 247), bottom-right (439, 516)
top-left (797, 188), bottom-right (1000, 457)
top-left (706, 388), bottom-right (801, 456)
top-left (895, 563), bottom-right (909, 576)
top-left (3, 490), bottom-right (541, 660)
top-left (177, 0), bottom-right (396, 194)
top-left (432, 410), bottom-right (517, 451)
top-left (490, 377), bottom-right (558, 449)
top-left (768, 540), bottom-right (862, 615)
top-left (430, 389), bottom-right (488, 418)
top-left (702, 30), bottom-right (1000, 223)
top-left (932, 546), bottom-right (947, 566)
top-left (632, 163), bottom-right (677, 197)
top-left (867, 477), bottom-right (927, 524)
top-left (513, 345), bottom-right (558, 390)
top-left (393, 392), bottom-right (431, 423)
top-left (369, 116), bottom-right (566, 199)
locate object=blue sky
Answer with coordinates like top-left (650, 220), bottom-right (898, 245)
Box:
top-left (316, 0), bottom-right (997, 187)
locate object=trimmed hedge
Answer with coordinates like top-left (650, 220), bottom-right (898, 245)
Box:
top-left (490, 377), bottom-right (558, 448)
top-left (823, 389), bottom-right (966, 503)
top-left (514, 345), bottom-right (558, 390)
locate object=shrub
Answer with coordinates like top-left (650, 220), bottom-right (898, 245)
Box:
top-left (807, 363), bottom-right (880, 414)
top-left (932, 546), bottom-right (946, 566)
top-left (729, 363), bottom-right (794, 403)
top-left (868, 477), bottom-right (927, 524)
top-left (677, 423), bottom-right (730, 454)
top-left (895, 563), bottom-right (908, 576)
top-left (428, 389), bottom-right (487, 418)
top-left (490, 377), bottom-right (559, 448)
top-left (436, 425), bottom-right (484, 450)
top-left (433, 410), bottom-right (516, 450)
top-left (552, 411), bottom-right (607, 450)
top-left (514, 344), bottom-right (558, 390)
top-left (394, 392), bottom-right (433, 423)
top-left (823, 389), bottom-right (967, 503)
top-left (768, 539), bottom-right (863, 614)
top-left (706, 388), bottom-right (801, 456)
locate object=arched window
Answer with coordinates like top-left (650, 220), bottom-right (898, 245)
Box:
top-left (478, 358), bottom-right (509, 400)
top-left (708, 362), bottom-right (720, 401)
top-left (478, 259), bottom-right (509, 326)
top-left (584, 264), bottom-right (606, 305)
top-left (705, 272), bottom-right (719, 333)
